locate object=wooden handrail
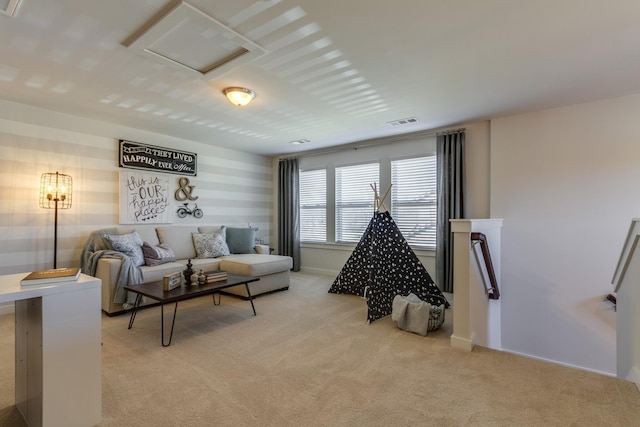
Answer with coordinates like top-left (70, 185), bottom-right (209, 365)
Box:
top-left (470, 232), bottom-right (500, 300)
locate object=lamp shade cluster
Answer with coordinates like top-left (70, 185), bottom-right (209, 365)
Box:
top-left (39, 172), bottom-right (72, 209)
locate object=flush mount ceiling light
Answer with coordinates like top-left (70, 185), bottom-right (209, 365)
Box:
top-left (223, 87), bottom-right (256, 107)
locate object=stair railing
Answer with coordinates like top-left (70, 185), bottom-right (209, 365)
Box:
top-left (470, 232), bottom-right (500, 300)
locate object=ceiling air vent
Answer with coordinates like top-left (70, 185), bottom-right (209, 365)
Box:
top-left (0, 0), bottom-right (22, 17)
top-left (387, 117), bottom-right (419, 127)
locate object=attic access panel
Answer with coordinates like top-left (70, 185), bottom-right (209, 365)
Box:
top-left (0, 0), bottom-right (22, 16)
top-left (124, 1), bottom-right (266, 79)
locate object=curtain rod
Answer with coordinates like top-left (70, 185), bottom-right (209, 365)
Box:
top-left (279, 127), bottom-right (466, 160)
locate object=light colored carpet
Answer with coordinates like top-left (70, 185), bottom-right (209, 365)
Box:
top-left (1, 271), bottom-right (639, 426)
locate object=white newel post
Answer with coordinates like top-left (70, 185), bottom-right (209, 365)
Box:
top-left (450, 219), bottom-right (503, 352)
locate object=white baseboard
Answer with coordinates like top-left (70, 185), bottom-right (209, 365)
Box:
top-left (627, 366), bottom-right (640, 391)
top-left (503, 348), bottom-right (616, 378)
top-left (450, 334), bottom-right (474, 352)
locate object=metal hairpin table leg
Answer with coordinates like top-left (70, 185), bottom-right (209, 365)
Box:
top-left (127, 294), bottom-right (143, 329)
top-left (245, 284), bottom-right (256, 315)
top-left (161, 302), bottom-right (179, 347)
top-left (212, 292), bottom-right (221, 306)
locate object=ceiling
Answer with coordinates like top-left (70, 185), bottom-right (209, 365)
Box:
top-left (2, 0), bottom-right (640, 156)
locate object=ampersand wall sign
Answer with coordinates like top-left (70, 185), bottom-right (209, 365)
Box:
top-left (175, 177), bottom-right (198, 201)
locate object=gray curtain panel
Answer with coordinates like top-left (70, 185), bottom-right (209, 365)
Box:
top-left (278, 157), bottom-right (300, 271)
top-left (436, 130), bottom-right (466, 293)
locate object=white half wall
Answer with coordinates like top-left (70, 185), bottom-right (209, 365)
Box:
top-left (450, 219), bottom-right (503, 352)
top-left (489, 94), bottom-right (640, 375)
top-left (611, 219), bottom-right (640, 385)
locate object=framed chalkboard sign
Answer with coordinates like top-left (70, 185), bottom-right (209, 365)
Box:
top-left (119, 171), bottom-right (171, 224)
top-left (119, 140), bottom-right (197, 176)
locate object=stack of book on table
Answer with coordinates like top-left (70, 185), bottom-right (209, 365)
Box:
top-left (21, 267), bottom-right (81, 286)
top-left (202, 270), bottom-right (227, 283)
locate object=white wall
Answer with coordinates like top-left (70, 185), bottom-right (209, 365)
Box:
top-left (0, 100), bottom-right (272, 312)
top-left (490, 94), bottom-right (640, 375)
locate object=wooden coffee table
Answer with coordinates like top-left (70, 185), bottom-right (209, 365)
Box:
top-left (124, 274), bottom-right (259, 346)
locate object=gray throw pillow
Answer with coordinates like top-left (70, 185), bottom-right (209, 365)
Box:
top-left (225, 227), bottom-right (257, 254)
top-left (142, 242), bottom-right (176, 266)
top-left (103, 231), bottom-right (145, 267)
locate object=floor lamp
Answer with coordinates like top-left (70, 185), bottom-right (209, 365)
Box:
top-left (39, 172), bottom-right (72, 269)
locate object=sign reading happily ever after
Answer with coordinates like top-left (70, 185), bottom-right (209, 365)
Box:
top-left (119, 140), bottom-right (197, 176)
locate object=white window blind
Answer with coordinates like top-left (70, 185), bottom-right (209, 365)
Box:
top-left (391, 156), bottom-right (437, 248)
top-left (299, 169), bottom-right (326, 242)
top-left (335, 162), bottom-right (379, 243)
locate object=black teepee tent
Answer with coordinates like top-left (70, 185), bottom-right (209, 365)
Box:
top-left (329, 197), bottom-right (449, 323)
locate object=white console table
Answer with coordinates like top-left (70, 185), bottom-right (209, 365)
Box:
top-left (0, 273), bottom-right (102, 427)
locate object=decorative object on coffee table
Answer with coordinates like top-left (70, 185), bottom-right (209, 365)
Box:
top-left (183, 259), bottom-right (194, 285)
top-left (190, 270), bottom-right (199, 286)
top-left (202, 270), bottom-right (228, 283)
top-left (163, 272), bottom-right (181, 291)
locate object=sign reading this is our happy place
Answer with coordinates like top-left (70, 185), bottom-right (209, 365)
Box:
top-left (119, 140), bottom-right (197, 176)
top-left (119, 171), bottom-right (171, 224)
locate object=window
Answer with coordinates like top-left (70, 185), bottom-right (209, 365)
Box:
top-left (299, 169), bottom-right (326, 242)
top-left (335, 162), bottom-right (379, 243)
top-left (297, 138), bottom-right (437, 249)
top-left (391, 156), bottom-right (437, 248)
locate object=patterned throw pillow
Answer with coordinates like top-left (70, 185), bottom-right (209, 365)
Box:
top-left (142, 242), bottom-right (176, 266)
top-left (103, 231), bottom-right (145, 267)
top-left (192, 231), bottom-right (230, 258)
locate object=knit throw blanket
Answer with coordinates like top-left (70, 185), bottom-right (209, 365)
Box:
top-left (80, 228), bottom-right (143, 306)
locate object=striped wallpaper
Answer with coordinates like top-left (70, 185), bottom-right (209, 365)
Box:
top-left (0, 101), bottom-right (273, 280)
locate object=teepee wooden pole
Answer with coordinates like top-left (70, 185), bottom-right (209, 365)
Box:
top-left (378, 185), bottom-right (392, 211)
top-left (370, 183), bottom-right (392, 211)
top-left (370, 183), bottom-right (380, 211)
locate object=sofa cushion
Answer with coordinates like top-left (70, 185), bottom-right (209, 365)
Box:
top-left (139, 262), bottom-right (185, 283)
top-left (192, 231), bottom-right (230, 258)
top-left (103, 231), bottom-right (145, 267)
top-left (156, 226), bottom-right (198, 260)
top-left (225, 227), bottom-right (257, 254)
top-left (220, 254), bottom-right (292, 277)
top-left (185, 258), bottom-right (222, 271)
top-left (134, 227), bottom-right (161, 247)
top-left (142, 242), bottom-right (176, 266)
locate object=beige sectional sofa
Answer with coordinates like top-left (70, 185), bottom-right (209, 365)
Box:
top-left (82, 225), bottom-right (292, 316)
